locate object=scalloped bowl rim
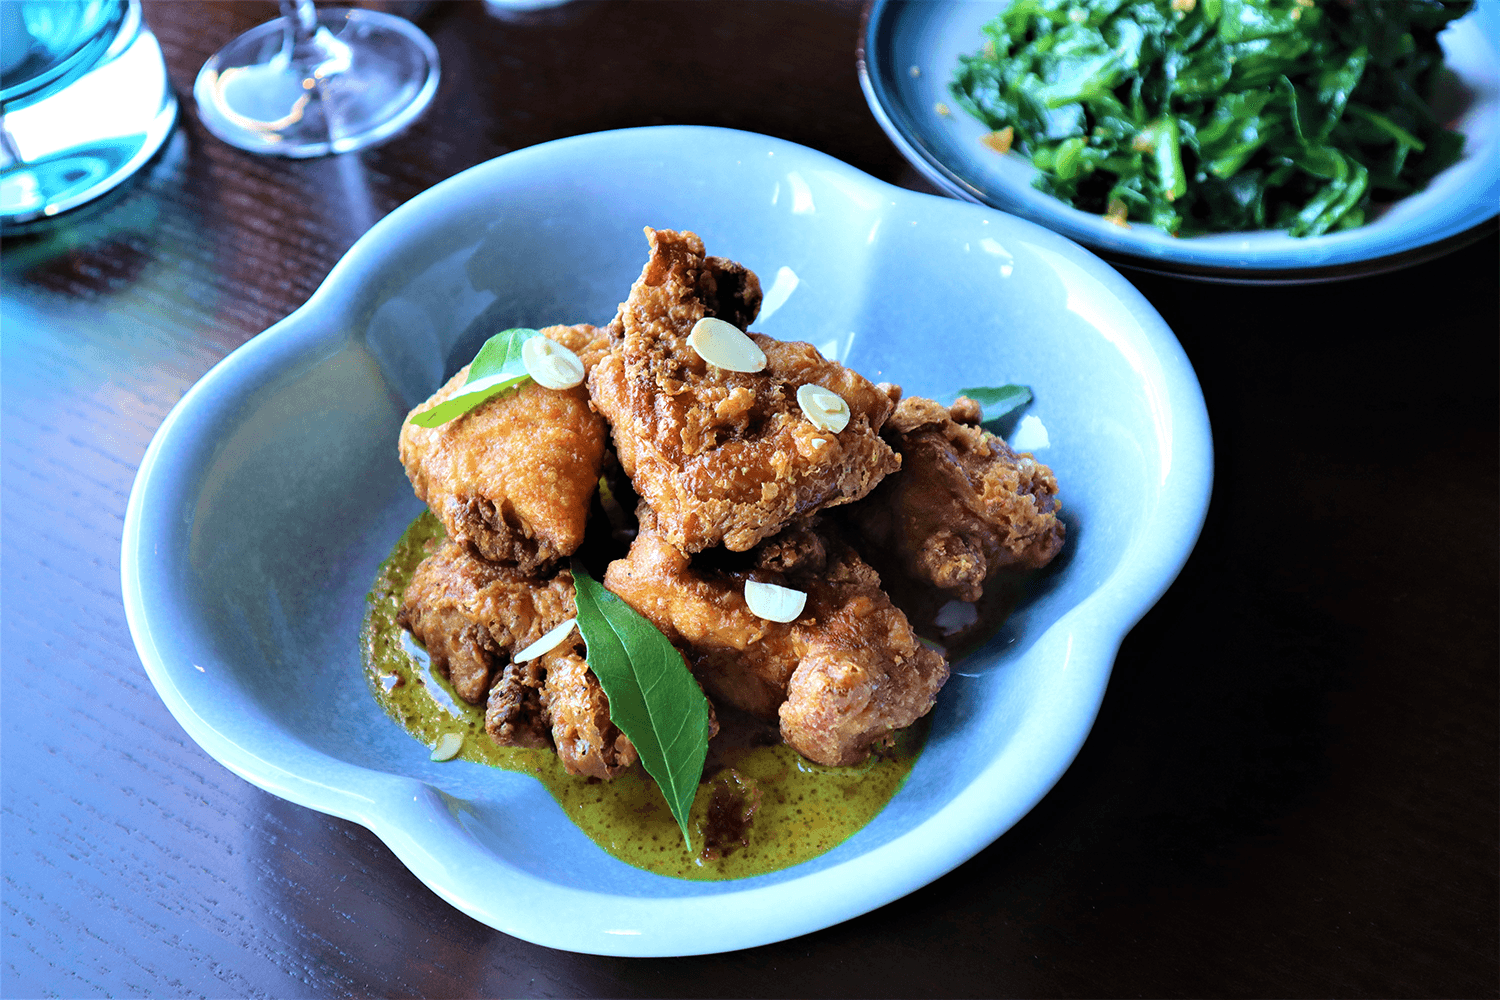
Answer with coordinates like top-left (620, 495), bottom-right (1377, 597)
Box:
top-left (122, 125), bottom-right (1213, 956)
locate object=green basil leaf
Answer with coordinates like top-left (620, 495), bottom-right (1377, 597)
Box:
top-left (468, 327), bottom-right (542, 382)
top-left (945, 384), bottom-right (1034, 434)
top-left (954, 384), bottom-right (1032, 420)
top-left (406, 327), bottom-right (542, 428)
top-left (570, 560), bottom-right (711, 851)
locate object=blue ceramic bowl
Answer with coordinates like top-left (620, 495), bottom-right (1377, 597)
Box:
top-left (122, 126), bottom-right (1213, 956)
top-left (860, 1), bottom-right (1500, 282)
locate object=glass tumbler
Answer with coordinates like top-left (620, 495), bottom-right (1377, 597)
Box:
top-left (0, 0), bottom-right (177, 229)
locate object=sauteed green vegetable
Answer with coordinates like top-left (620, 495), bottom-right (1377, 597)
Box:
top-left (950, 0), bottom-right (1472, 236)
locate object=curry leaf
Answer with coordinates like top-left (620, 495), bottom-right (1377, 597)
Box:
top-left (570, 560), bottom-right (711, 851)
top-left (406, 328), bottom-right (542, 428)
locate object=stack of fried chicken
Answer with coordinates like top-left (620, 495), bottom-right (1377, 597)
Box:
top-left (395, 228), bottom-right (1065, 780)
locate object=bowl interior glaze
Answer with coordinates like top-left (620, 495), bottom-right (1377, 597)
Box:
top-left (123, 126), bottom-right (1213, 956)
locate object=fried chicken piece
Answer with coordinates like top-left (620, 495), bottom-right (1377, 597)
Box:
top-left (604, 529), bottom-right (794, 718)
top-left (588, 228), bottom-right (901, 554)
top-left (399, 324), bottom-right (611, 574)
top-left (849, 393), bottom-right (1065, 602)
top-left (604, 523), bottom-right (948, 766)
top-left (534, 647), bottom-right (639, 780)
top-left (484, 654), bottom-right (550, 750)
top-left (396, 539), bottom-right (637, 778)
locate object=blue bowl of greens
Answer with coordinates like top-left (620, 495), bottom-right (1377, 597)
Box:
top-left (860, 0), bottom-right (1499, 281)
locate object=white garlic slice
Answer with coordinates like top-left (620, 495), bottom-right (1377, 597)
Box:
top-left (743, 580), bottom-right (807, 623)
top-left (522, 336), bottom-right (585, 390)
top-left (796, 383), bottom-right (851, 433)
top-left (688, 317), bottom-right (767, 373)
top-left (429, 732), bottom-right (464, 761)
top-left (512, 617), bottom-right (578, 664)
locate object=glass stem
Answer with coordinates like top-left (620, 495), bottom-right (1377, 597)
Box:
top-left (281, 0), bottom-right (318, 43)
top-left (278, 0), bottom-right (352, 79)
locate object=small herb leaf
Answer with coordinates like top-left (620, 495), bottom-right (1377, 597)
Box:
top-left (407, 328), bottom-right (543, 428)
top-left (570, 560), bottom-right (711, 851)
top-left (948, 384), bottom-right (1033, 433)
top-left (955, 384), bottom-right (1031, 417)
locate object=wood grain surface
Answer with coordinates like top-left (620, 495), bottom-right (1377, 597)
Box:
top-left (2, 2), bottom-right (1495, 997)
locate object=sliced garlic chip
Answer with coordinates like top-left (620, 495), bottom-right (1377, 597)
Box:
top-left (796, 383), bottom-right (851, 433)
top-left (689, 317), bottom-right (767, 373)
top-left (522, 335), bottom-right (585, 390)
top-left (430, 732), bottom-right (463, 762)
top-left (512, 617), bottom-right (578, 664)
top-left (743, 580), bottom-right (807, 623)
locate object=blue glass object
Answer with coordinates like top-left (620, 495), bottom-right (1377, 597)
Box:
top-left (0, 0), bottom-right (176, 228)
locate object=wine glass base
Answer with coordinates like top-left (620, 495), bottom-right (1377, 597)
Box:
top-left (193, 7), bottom-right (439, 158)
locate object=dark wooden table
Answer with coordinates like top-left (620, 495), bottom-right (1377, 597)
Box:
top-left (3, 2), bottom-right (1495, 996)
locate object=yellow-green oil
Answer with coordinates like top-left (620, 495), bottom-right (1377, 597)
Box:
top-left (360, 512), bottom-right (923, 881)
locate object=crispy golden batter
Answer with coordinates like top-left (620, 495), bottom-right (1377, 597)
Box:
top-left (588, 228), bottom-right (901, 554)
top-left (399, 324), bottom-right (611, 574)
top-left (390, 228), bottom-right (1065, 778)
top-left (396, 539), bottom-right (637, 779)
top-left (604, 529), bottom-right (792, 719)
top-left (604, 523), bottom-right (948, 766)
top-left (534, 647), bottom-right (639, 780)
top-left (396, 538), bottom-right (573, 704)
top-left (850, 393), bottom-right (1065, 602)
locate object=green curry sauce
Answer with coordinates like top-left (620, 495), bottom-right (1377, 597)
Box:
top-left (360, 511), bottom-right (924, 881)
